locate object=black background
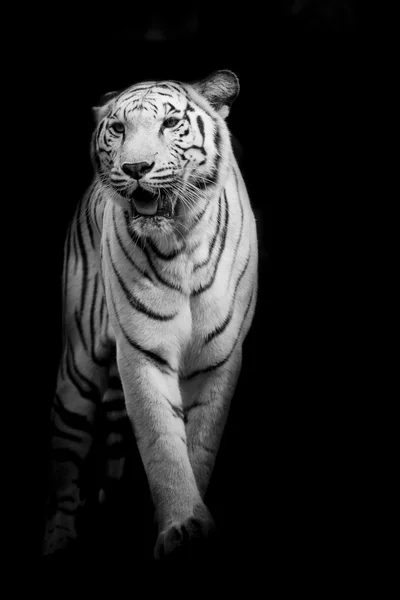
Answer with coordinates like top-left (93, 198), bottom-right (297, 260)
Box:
top-left (13, 0), bottom-right (367, 578)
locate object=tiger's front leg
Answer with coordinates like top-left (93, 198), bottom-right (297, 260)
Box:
top-left (116, 343), bottom-right (215, 560)
top-left (183, 348), bottom-right (243, 500)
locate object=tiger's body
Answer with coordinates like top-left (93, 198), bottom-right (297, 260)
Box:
top-left (43, 71), bottom-right (258, 559)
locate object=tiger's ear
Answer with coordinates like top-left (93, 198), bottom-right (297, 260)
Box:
top-left (192, 70), bottom-right (240, 119)
top-left (92, 90), bottom-right (120, 124)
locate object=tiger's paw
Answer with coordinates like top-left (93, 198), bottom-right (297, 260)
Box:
top-left (154, 504), bottom-right (216, 561)
top-left (43, 511), bottom-right (78, 557)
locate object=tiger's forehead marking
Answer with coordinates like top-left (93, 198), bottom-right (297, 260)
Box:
top-left (111, 82), bottom-right (191, 122)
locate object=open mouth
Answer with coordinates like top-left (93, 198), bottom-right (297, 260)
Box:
top-left (129, 187), bottom-right (173, 219)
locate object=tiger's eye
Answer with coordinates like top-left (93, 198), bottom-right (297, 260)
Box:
top-left (163, 117), bottom-right (180, 128)
top-left (110, 122), bottom-right (124, 134)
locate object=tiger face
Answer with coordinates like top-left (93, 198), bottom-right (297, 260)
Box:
top-left (92, 71), bottom-right (239, 238)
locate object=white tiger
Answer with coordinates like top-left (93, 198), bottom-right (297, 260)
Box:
top-left (43, 70), bottom-right (258, 560)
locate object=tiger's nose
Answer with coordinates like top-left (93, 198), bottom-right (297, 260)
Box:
top-left (121, 161), bottom-right (155, 180)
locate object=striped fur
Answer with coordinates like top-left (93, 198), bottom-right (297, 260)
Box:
top-left (43, 70), bottom-right (258, 559)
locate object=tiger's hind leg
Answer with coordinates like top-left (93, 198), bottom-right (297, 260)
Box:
top-left (43, 341), bottom-right (109, 557)
top-left (98, 360), bottom-right (131, 505)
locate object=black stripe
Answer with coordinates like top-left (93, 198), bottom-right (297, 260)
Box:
top-left (100, 296), bottom-right (105, 330)
top-left (65, 352), bottom-right (101, 405)
top-left (197, 115), bottom-right (205, 141)
top-left (51, 424), bottom-right (82, 444)
top-left (165, 396), bottom-right (184, 420)
top-left (148, 90), bottom-right (174, 98)
top-left (185, 288), bottom-right (255, 380)
top-left (204, 250), bottom-right (251, 344)
top-left (163, 102), bottom-right (177, 112)
top-left (112, 206), bottom-right (152, 280)
top-left (229, 169), bottom-right (244, 281)
top-left (166, 83), bottom-right (186, 94)
top-left (211, 127), bottom-right (222, 183)
top-left (74, 310), bottom-right (88, 352)
top-left (53, 393), bottom-right (93, 434)
top-left (146, 238), bottom-right (183, 260)
top-left (106, 238), bottom-right (177, 321)
top-left (68, 344), bottom-right (101, 400)
top-left (95, 121), bottom-right (106, 152)
top-left (193, 126), bottom-right (221, 190)
top-left (187, 196), bottom-right (212, 231)
top-left (109, 291), bottom-right (174, 374)
top-left (192, 191), bottom-right (229, 296)
top-left (142, 245), bottom-right (184, 293)
top-left (193, 194), bottom-right (222, 272)
top-left (183, 100), bottom-right (195, 114)
top-left (183, 399), bottom-right (205, 415)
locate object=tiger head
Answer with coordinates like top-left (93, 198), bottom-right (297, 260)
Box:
top-left (92, 70), bottom-right (239, 238)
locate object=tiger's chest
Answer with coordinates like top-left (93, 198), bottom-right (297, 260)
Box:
top-left (102, 246), bottom-right (232, 375)
top-left (151, 253), bottom-right (233, 376)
